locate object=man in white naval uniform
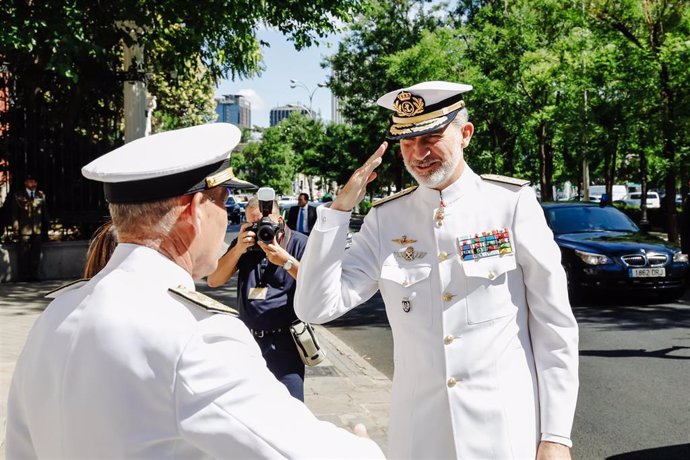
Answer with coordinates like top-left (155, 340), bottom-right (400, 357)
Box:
top-left (295, 82), bottom-right (579, 459)
top-left (6, 124), bottom-right (384, 459)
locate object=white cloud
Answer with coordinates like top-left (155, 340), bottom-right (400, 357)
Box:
top-left (236, 88), bottom-right (266, 112)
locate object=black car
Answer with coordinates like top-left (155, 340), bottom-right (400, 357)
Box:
top-left (225, 196), bottom-right (241, 224)
top-left (541, 203), bottom-right (689, 301)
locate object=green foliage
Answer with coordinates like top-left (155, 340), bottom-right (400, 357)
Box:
top-left (359, 199), bottom-right (373, 215)
top-left (236, 127), bottom-right (296, 194)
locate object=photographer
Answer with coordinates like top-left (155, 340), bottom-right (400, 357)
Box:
top-left (208, 189), bottom-right (308, 400)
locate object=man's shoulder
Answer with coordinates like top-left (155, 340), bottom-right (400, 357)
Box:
top-left (480, 174), bottom-right (530, 189)
top-left (372, 186), bottom-right (418, 208)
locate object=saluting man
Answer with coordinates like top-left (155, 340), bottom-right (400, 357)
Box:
top-left (6, 124), bottom-right (384, 459)
top-left (295, 81), bottom-right (579, 459)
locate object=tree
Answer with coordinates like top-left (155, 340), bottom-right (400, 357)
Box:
top-left (0, 0), bottom-right (365, 228)
top-left (587, 0), bottom-right (690, 241)
top-left (236, 127), bottom-right (296, 194)
top-left (327, 0), bottom-right (451, 192)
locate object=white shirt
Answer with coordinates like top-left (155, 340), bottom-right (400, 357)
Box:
top-left (7, 244), bottom-right (384, 459)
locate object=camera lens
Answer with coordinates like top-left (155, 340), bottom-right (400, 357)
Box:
top-left (257, 223), bottom-right (275, 243)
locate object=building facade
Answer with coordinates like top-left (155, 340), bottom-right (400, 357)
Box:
top-left (215, 94), bottom-right (251, 129)
top-left (269, 104), bottom-right (313, 126)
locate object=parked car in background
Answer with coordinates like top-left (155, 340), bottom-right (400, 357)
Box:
top-left (541, 202), bottom-right (689, 302)
top-left (587, 184), bottom-right (628, 203)
top-left (225, 195), bottom-right (241, 224)
top-left (620, 191), bottom-right (661, 209)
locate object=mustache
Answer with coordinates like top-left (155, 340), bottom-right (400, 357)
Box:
top-left (410, 159), bottom-right (440, 168)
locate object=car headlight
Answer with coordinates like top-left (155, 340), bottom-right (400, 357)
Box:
top-left (574, 249), bottom-right (611, 265)
top-left (674, 252), bottom-right (689, 263)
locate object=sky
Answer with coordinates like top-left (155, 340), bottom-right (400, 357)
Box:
top-left (215, 29), bottom-right (340, 128)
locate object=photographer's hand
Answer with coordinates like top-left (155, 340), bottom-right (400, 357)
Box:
top-left (207, 223), bottom-right (255, 288)
top-left (332, 142), bottom-right (387, 211)
top-left (236, 222), bottom-right (257, 254)
top-left (257, 239), bottom-right (299, 280)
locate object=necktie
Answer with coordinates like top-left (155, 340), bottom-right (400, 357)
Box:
top-left (297, 207), bottom-right (305, 233)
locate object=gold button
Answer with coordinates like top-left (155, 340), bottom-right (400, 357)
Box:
top-left (447, 377), bottom-right (457, 388)
top-left (443, 335), bottom-right (454, 345)
top-left (439, 251), bottom-right (448, 261)
top-left (402, 279), bottom-right (410, 287)
top-left (442, 292), bottom-right (454, 302)
top-left (488, 271), bottom-right (496, 280)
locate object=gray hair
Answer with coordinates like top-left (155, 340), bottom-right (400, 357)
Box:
top-left (109, 196), bottom-right (185, 244)
top-left (246, 196), bottom-right (280, 214)
top-left (451, 107), bottom-right (469, 127)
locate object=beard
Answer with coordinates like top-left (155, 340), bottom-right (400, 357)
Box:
top-left (404, 145), bottom-right (463, 189)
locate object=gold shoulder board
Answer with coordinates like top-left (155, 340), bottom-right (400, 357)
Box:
top-left (44, 279), bottom-right (89, 299)
top-left (169, 285), bottom-right (239, 317)
top-left (480, 174), bottom-right (530, 187)
top-left (372, 186), bottom-right (418, 208)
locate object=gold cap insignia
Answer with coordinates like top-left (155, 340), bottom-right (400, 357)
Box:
top-left (393, 91), bottom-right (426, 118)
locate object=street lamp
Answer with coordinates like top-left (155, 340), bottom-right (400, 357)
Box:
top-left (289, 79), bottom-right (327, 117)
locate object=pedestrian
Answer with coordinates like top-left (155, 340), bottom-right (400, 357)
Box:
top-left (6, 123), bottom-right (384, 459)
top-left (287, 192), bottom-right (317, 236)
top-left (208, 193), bottom-right (308, 400)
top-left (10, 174), bottom-right (49, 280)
top-left (295, 81), bottom-right (579, 459)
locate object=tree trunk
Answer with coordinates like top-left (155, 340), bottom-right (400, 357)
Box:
top-left (659, 62), bottom-right (678, 243)
top-left (538, 123), bottom-right (554, 201)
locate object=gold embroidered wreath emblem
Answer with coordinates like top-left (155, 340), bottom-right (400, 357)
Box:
top-left (393, 91), bottom-right (425, 118)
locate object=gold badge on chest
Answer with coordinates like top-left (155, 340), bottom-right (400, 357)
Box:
top-left (393, 246), bottom-right (427, 262)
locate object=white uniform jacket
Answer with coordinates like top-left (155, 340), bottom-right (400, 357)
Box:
top-left (6, 244), bottom-right (384, 459)
top-left (295, 167), bottom-right (579, 459)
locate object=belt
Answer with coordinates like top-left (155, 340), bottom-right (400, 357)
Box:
top-left (250, 327), bottom-right (288, 338)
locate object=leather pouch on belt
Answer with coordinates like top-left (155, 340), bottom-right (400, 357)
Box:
top-left (289, 320), bottom-right (327, 366)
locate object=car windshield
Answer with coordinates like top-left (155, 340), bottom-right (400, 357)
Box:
top-left (545, 206), bottom-right (639, 234)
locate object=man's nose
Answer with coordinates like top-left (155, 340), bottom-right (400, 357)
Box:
top-left (408, 138), bottom-right (430, 159)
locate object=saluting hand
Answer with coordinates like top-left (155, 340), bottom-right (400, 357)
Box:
top-left (331, 142), bottom-right (388, 212)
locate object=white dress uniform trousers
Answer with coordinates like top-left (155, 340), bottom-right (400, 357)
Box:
top-left (295, 167), bottom-right (579, 459)
top-left (6, 244), bottom-right (384, 459)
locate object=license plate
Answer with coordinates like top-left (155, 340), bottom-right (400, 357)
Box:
top-left (629, 267), bottom-right (666, 278)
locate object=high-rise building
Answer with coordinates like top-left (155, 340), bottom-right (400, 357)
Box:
top-left (269, 104), bottom-right (313, 126)
top-left (331, 93), bottom-right (344, 125)
top-left (215, 94), bottom-right (251, 129)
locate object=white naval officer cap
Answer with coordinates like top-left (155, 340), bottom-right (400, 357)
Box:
top-left (82, 123), bottom-right (254, 203)
top-left (377, 81), bottom-right (473, 140)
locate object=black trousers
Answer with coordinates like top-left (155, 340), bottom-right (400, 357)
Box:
top-left (254, 331), bottom-right (305, 401)
top-left (18, 234), bottom-right (42, 281)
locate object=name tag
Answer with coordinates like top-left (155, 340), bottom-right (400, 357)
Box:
top-left (248, 287), bottom-right (268, 300)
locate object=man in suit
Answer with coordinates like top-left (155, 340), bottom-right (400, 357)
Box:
top-left (10, 174), bottom-right (49, 280)
top-left (6, 124), bottom-right (384, 459)
top-left (295, 81), bottom-right (579, 459)
top-left (287, 192), bottom-right (317, 236)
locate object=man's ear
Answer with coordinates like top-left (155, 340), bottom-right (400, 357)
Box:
top-left (461, 122), bottom-right (474, 148)
top-left (186, 192), bottom-right (206, 233)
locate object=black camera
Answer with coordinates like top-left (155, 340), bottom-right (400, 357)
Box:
top-left (248, 187), bottom-right (281, 249)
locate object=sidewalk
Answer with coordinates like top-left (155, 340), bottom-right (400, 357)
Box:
top-left (0, 280), bottom-right (392, 456)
